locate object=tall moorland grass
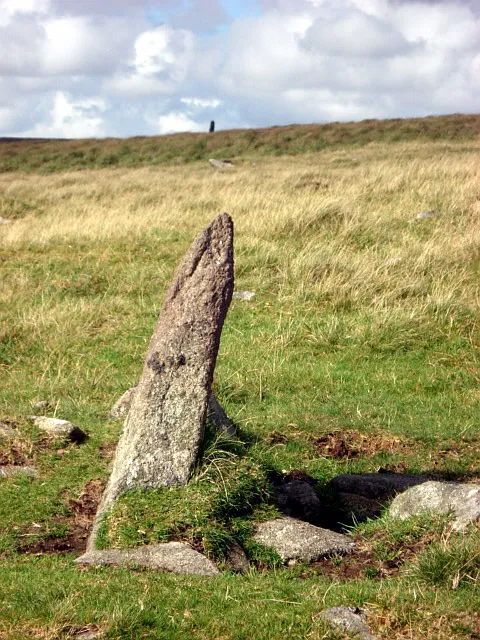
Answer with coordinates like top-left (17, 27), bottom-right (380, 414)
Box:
top-left (0, 130), bottom-right (479, 640)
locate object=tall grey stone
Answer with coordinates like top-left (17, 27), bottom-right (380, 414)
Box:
top-left (88, 213), bottom-right (234, 550)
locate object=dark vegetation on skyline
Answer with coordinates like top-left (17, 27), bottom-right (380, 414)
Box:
top-left (0, 113), bottom-right (479, 174)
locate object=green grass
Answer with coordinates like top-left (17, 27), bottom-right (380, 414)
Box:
top-left (0, 113), bottom-right (478, 174)
top-left (1, 119), bottom-right (479, 638)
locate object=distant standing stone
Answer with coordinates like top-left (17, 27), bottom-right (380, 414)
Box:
top-left (88, 213), bottom-right (234, 550)
top-left (319, 607), bottom-right (378, 640)
top-left (76, 542), bottom-right (220, 576)
top-left (30, 416), bottom-right (87, 443)
top-left (253, 517), bottom-right (355, 563)
top-left (389, 480), bottom-right (480, 531)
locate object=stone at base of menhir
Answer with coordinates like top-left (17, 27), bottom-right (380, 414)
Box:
top-left (253, 517), bottom-right (355, 563)
top-left (75, 542), bottom-right (220, 576)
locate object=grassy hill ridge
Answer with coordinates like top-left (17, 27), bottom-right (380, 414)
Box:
top-left (1, 112), bottom-right (479, 174)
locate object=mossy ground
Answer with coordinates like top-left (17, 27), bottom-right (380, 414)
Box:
top-left (1, 116), bottom-right (479, 638)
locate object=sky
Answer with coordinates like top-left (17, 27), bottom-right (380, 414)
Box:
top-left (1, 0), bottom-right (479, 138)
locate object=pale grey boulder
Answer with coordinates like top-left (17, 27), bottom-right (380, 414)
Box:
top-left (319, 607), bottom-right (378, 640)
top-left (76, 542), bottom-right (220, 576)
top-left (253, 517), bottom-right (355, 563)
top-left (29, 416), bottom-right (87, 443)
top-left (389, 481), bottom-right (480, 531)
top-left (209, 158), bottom-right (234, 170)
top-left (88, 214), bottom-right (234, 550)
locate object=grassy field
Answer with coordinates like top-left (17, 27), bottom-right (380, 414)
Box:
top-left (1, 115), bottom-right (479, 639)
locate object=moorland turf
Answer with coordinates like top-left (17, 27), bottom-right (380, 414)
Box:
top-left (0, 114), bottom-right (479, 639)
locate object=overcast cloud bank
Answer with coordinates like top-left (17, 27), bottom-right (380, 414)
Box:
top-left (1, 0), bottom-right (479, 137)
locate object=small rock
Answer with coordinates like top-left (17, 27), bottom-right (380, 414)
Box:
top-left (0, 216), bottom-right (12, 225)
top-left (225, 542), bottom-right (250, 573)
top-left (72, 628), bottom-right (101, 640)
top-left (232, 290), bottom-right (255, 301)
top-left (0, 422), bottom-right (16, 439)
top-left (31, 400), bottom-right (51, 411)
top-left (209, 158), bottom-right (234, 170)
top-left (385, 256), bottom-right (402, 267)
top-left (30, 416), bottom-right (87, 443)
top-left (319, 607), bottom-right (378, 640)
top-left (108, 386), bottom-right (137, 419)
top-left (253, 517), bottom-right (354, 563)
top-left (76, 543), bottom-right (220, 576)
top-left (207, 394), bottom-right (236, 436)
top-left (389, 480), bottom-right (480, 531)
top-left (0, 465), bottom-right (37, 479)
top-left (415, 210), bottom-right (439, 220)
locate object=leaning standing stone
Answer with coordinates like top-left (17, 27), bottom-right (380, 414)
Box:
top-left (87, 213), bottom-right (234, 550)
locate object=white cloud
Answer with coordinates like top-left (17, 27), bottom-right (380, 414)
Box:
top-left (22, 91), bottom-right (107, 138)
top-left (134, 25), bottom-right (193, 78)
top-left (303, 7), bottom-right (412, 57)
top-left (180, 97), bottom-right (222, 109)
top-left (156, 111), bottom-right (205, 134)
top-left (106, 25), bottom-right (195, 98)
top-left (42, 17), bottom-right (134, 75)
top-left (0, 0), bottom-right (479, 137)
top-left (0, 0), bottom-right (49, 25)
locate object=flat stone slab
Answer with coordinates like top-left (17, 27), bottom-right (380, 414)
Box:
top-left (319, 607), bottom-right (378, 640)
top-left (76, 543), bottom-right (220, 576)
top-left (30, 416), bottom-right (87, 443)
top-left (389, 481), bottom-right (480, 531)
top-left (0, 465), bottom-right (37, 479)
top-left (253, 517), bottom-right (355, 563)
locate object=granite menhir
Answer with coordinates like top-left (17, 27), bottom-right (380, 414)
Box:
top-left (87, 213), bottom-right (234, 550)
